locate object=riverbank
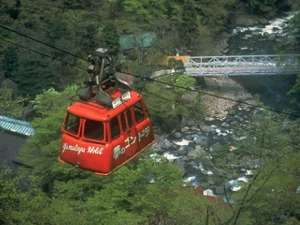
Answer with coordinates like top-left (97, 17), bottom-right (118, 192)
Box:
top-left (152, 10), bottom-right (298, 197)
top-left (200, 77), bottom-right (254, 119)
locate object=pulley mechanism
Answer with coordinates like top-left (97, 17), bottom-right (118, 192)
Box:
top-left (78, 48), bottom-right (129, 107)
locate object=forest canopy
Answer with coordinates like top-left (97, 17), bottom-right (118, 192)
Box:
top-left (0, 0), bottom-right (300, 225)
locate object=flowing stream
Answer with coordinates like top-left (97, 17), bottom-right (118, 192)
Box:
top-left (227, 12), bottom-right (298, 110)
top-left (153, 12), bottom-right (298, 198)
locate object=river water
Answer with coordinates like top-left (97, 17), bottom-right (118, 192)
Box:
top-left (227, 12), bottom-right (298, 110)
top-left (152, 12), bottom-right (298, 198)
top-left (1, 12), bottom-right (297, 199)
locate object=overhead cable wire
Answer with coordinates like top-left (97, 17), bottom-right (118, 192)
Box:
top-left (124, 72), bottom-right (300, 117)
top-left (0, 24), bottom-right (88, 63)
top-left (0, 36), bottom-right (87, 72)
top-left (1, 8), bottom-right (298, 211)
top-left (1, 36), bottom-right (298, 225)
top-left (1, 42), bottom-right (298, 197)
top-left (20, 0), bottom-right (103, 12)
top-left (0, 24), bottom-right (298, 117)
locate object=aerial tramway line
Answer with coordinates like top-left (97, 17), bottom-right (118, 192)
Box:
top-left (58, 48), bottom-right (155, 175)
top-left (1, 24), bottom-right (299, 175)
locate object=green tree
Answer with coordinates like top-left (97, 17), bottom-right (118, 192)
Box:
top-left (144, 74), bottom-right (204, 130)
top-left (0, 87), bottom-right (24, 117)
top-left (2, 47), bottom-right (18, 79)
top-left (101, 24), bottom-right (120, 57)
top-left (244, 0), bottom-right (290, 15)
top-left (286, 12), bottom-right (300, 111)
top-left (217, 111), bottom-right (300, 225)
top-left (232, 152), bottom-right (300, 225)
top-left (0, 169), bottom-right (20, 225)
top-left (288, 75), bottom-right (300, 111)
top-left (15, 85), bottom-right (226, 225)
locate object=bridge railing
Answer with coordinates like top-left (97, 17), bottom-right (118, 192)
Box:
top-left (184, 54), bottom-right (300, 76)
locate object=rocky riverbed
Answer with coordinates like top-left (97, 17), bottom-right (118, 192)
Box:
top-left (151, 100), bottom-right (263, 197)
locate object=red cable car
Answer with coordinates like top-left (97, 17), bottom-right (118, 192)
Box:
top-left (58, 48), bottom-right (155, 175)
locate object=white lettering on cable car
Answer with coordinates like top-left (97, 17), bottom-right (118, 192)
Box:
top-left (87, 146), bottom-right (103, 155)
top-left (62, 143), bottom-right (103, 155)
top-left (112, 92), bottom-right (131, 108)
top-left (113, 126), bottom-right (150, 160)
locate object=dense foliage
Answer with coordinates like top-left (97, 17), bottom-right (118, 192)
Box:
top-left (286, 12), bottom-right (300, 111)
top-left (1, 86), bottom-right (299, 225)
top-left (144, 74), bottom-right (204, 130)
top-left (1, 0), bottom-right (292, 97)
top-left (243, 0), bottom-right (291, 15)
top-left (0, 86), bottom-right (229, 225)
top-left (0, 86), bottom-right (24, 117)
top-left (0, 0), bottom-right (299, 225)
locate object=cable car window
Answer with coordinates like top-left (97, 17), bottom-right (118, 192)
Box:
top-left (126, 110), bottom-right (133, 127)
top-left (64, 113), bottom-right (80, 135)
top-left (133, 102), bottom-right (145, 122)
top-left (110, 117), bottom-right (120, 139)
top-left (84, 120), bottom-right (104, 140)
top-left (120, 112), bottom-right (128, 132)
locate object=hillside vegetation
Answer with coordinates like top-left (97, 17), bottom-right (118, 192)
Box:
top-left (0, 1), bottom-right (300, 225)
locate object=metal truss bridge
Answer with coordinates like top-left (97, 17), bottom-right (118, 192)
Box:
top-left (184, 54), bottom-right (300, 76)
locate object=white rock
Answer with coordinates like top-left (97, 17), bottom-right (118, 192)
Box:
top-left (207, 154), bottom-right (213, 160)
top-left (296, 186), bottom-right (300, 194)
top-left (237, 136), bottom-right (247, 141)
top-left (183, 176), bottom-right (196, 183)
top-left (231, 185), bottom-right (242, 192)
top-left (181, 127), bottom-right (190, 132)
top-left (240, 47), bottom-right (248, 50)
top-left (237, 176), bottom-right (249, 183)
top-left (163, 152), bottom-right (179, 161)
top-left (221, 132), bottom-right (228, 136)
top-left (203, 189), bottom-right (215, 196)
top-left (229, 145), bottom-right (237, 152)
top-left (198, 162), bottom-right (204, 171)
top-left (174, 139), bottom-right (191, 146)
top-left (245, 170), bottom-right (254, 176)
top-left (149, 178), bottom-right (155, 183)
top-left (206, 170), bottom-right (214, 176)
top-left (228, 179), bottom-right (242, 192)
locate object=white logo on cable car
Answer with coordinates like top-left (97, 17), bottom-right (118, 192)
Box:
top-left (113, 136), bottom-right (136, 160)
top-left (62, 143), bottom-right (103, 155)
top-left (113, 126), bottom-right (150, 160)
top-left (112, 92), bottom-right (131, 108)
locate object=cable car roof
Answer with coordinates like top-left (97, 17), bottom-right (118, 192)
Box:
top-left (67, 90), bottom-right (142, 121)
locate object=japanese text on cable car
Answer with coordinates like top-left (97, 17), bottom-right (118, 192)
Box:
top-left (113, 126), bottom-right (151, 160)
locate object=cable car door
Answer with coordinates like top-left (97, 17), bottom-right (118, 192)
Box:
top-left (60, 113), bottom-right (82, 165)
top-left (109, 115), bottom-right (133, 168)
top-left (121, 110), bottom-right (138, 159)
top-left (133, 101), bottom-right (153, 151)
